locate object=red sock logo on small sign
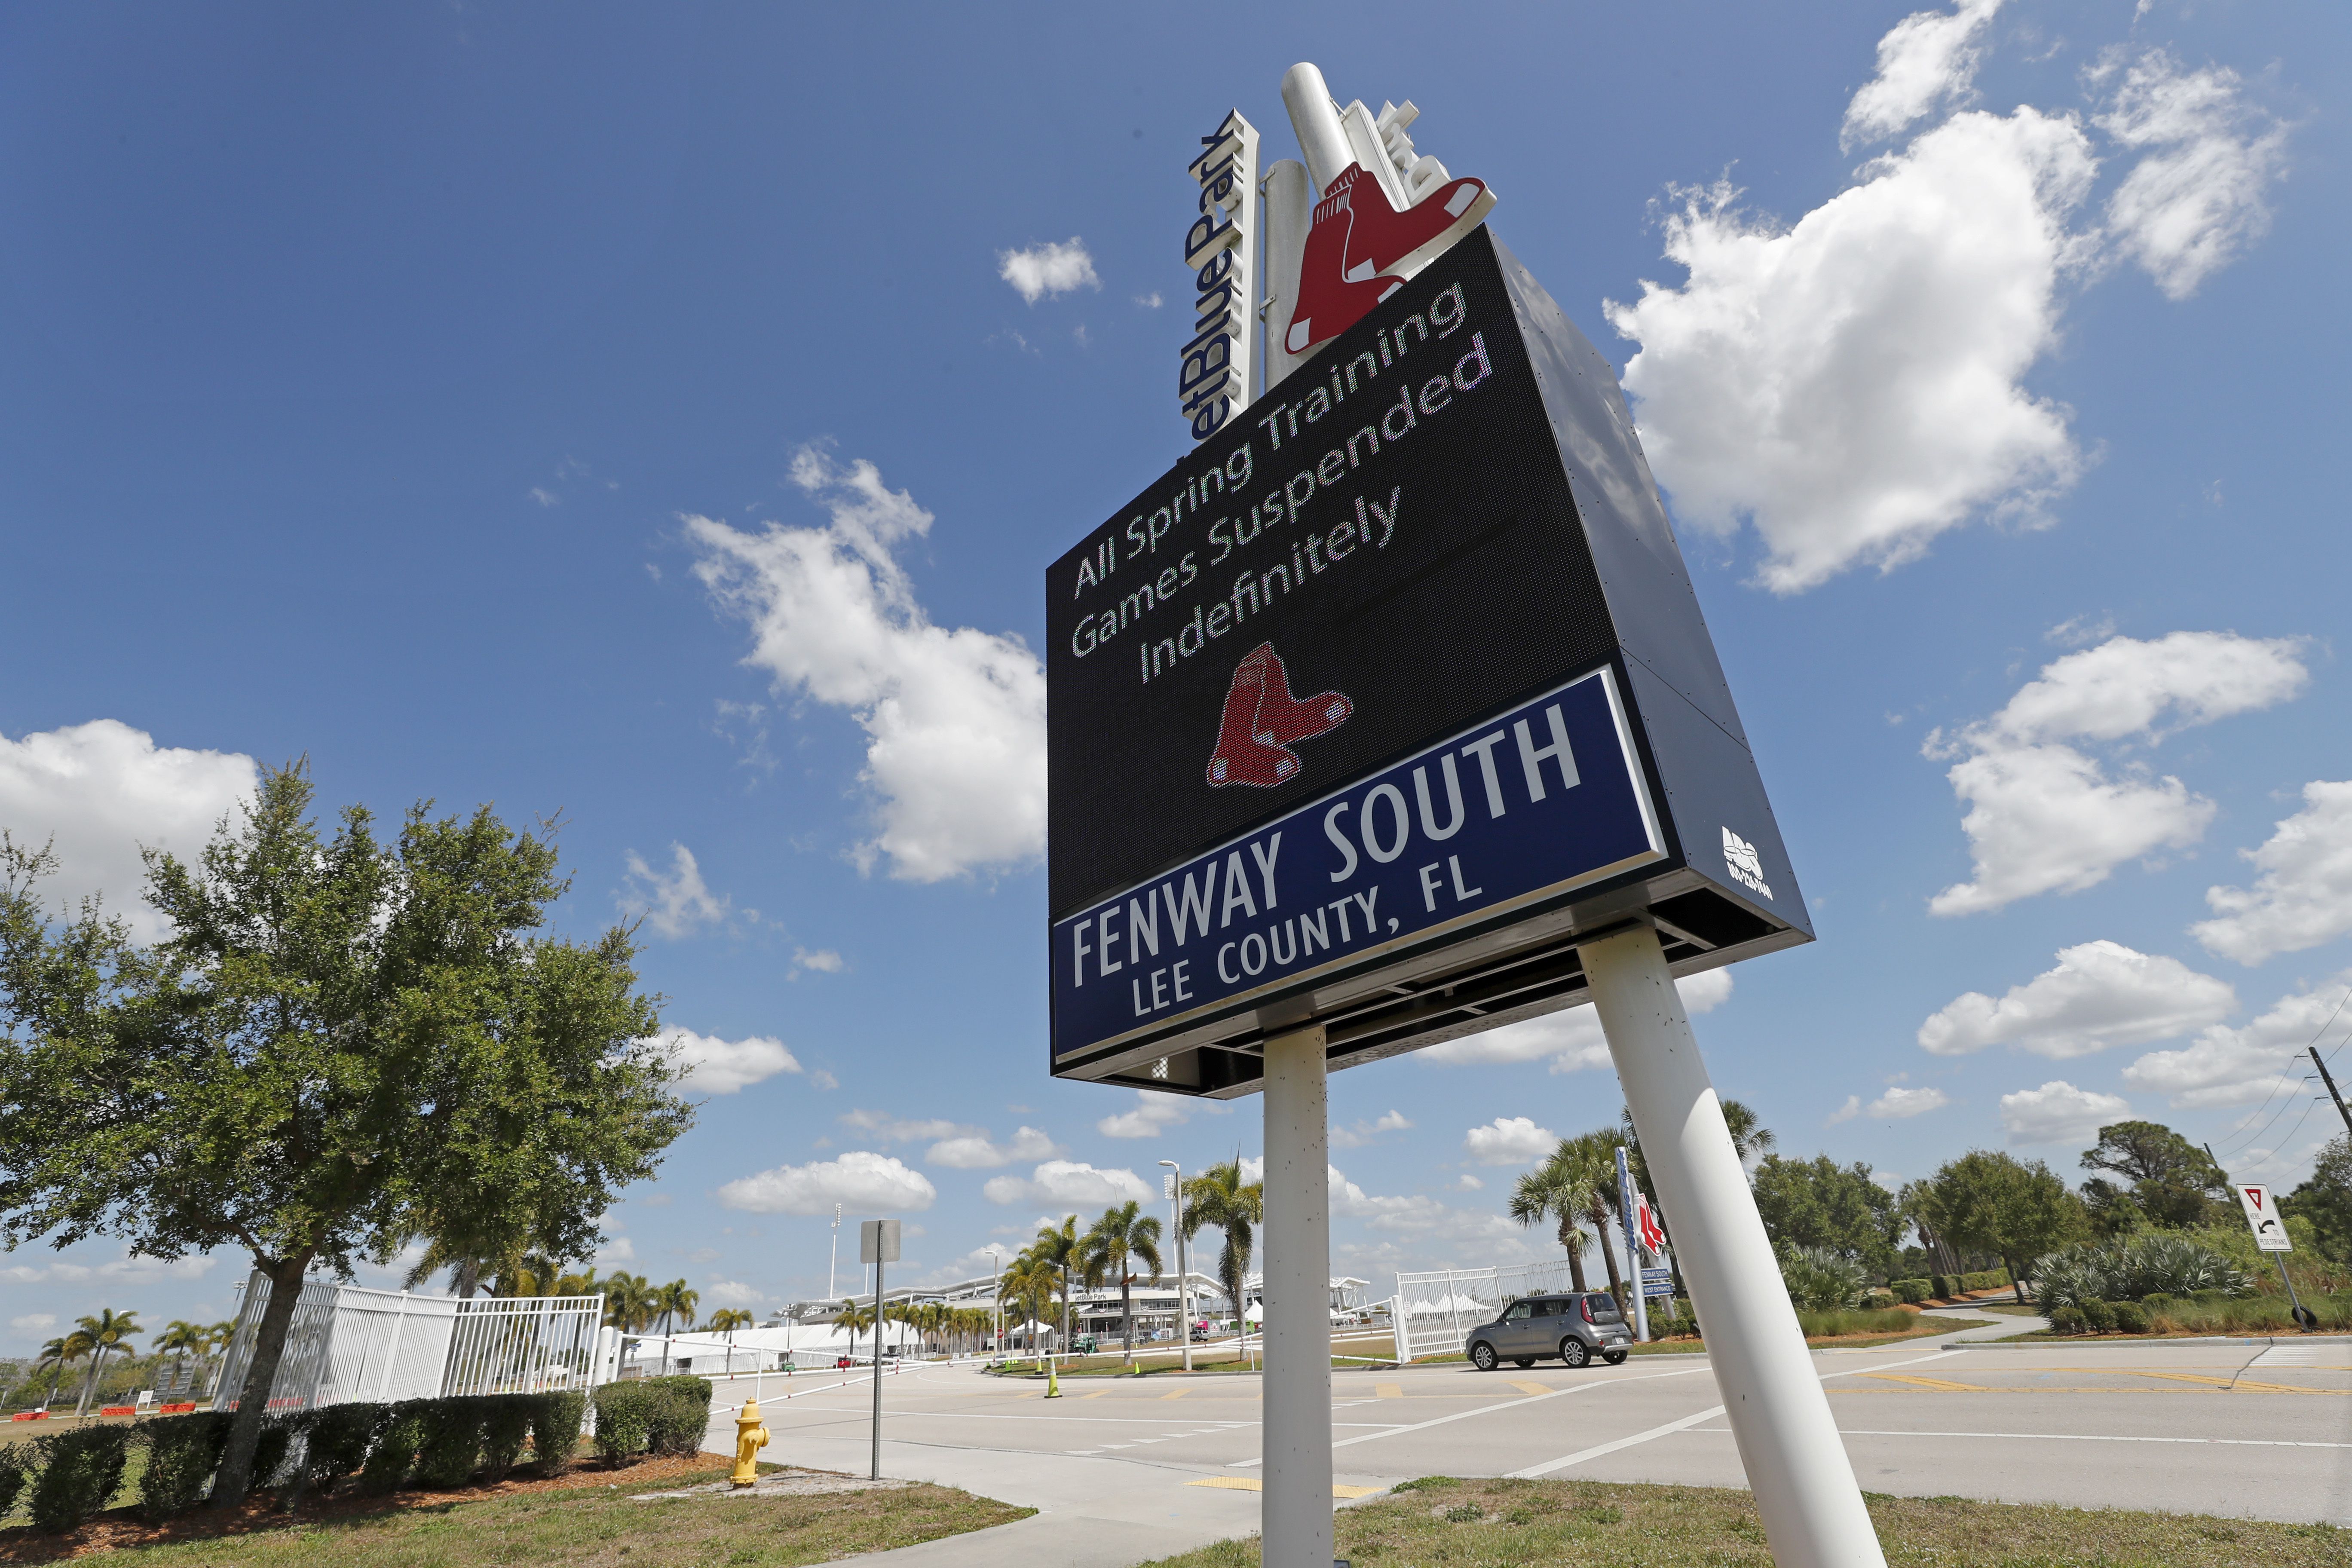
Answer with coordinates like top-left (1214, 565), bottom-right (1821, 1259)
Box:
top-left (1206, 643), bottom-right (1351, 788)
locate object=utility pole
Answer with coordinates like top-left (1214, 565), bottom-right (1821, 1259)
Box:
top-left (829, 1204), bottom-right (842, 1301)
top-left (1161, 1160), bottom-right (1192, 1372)
top-left (2313, 1048), bottom-right (2352, 1139)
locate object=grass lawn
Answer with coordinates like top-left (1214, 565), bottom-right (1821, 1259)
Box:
top-left (0, 1455), bottom-right (1029, 1566)
top-left (1133, 1476), bottom-right (2349, 1567)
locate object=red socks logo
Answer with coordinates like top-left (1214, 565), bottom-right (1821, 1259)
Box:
top-left (1285, 164), bottom-right (1495, 355)
top-left (1207, 643), bottom-right (1353, 788)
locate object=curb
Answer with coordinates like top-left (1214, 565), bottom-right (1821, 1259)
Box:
top-left (1940, 1333), bottom-right (2352, 1349)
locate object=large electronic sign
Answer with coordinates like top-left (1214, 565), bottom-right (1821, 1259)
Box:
top-left (1047, 227), bottom-right (1810, 1094)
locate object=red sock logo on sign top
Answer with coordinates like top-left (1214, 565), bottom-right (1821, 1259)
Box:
top-left (1285, 163), bottom-right (1495, 355)
top-left (1206, 643), bottom-right (1351, 789)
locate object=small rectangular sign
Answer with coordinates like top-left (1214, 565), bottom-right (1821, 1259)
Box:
top-left (860, 1219), bottom-right (902, 1265)
top-left (2234, 1184), bottom-right (2293, 1252)
top-left (1641, 1268), bottom-right (1674, 1286)
top-left (1050, 664), bottom-right (1662, 1065)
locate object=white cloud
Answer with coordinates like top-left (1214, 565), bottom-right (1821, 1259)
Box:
top-left (1331, 1110), bottom-right (1414, 1149)
top-left (1606, 107), bottom-right (2094, 593)
top-left (664, 1027), bottom-right (802, 1096)
top-left (0, 720), bottom-right (257, 940)
top-left (2194, 783), bottom-right (2352, 965)
top-left (595, 1235), bottom-right (636, 1264)
top-left (705, 1280), bottom-right (767, 1308)
top-left (981, 1161), bottom-right (1154, 1208)
top-left (1841, 0), bottom-right (2005, 150)
top-left (1870, 1085), bottom-right (1952, 1119)
top-left (926, 1127), bottom-right (1061, 1170)
top-left (1329, 1166), bottom-right (1452, 1233)
top-left (10, 1314), bottom-right (55, 1334)
top-left (998, 238), bottom-right (1100, 303)
top-left (1454, 1173), bottom-right (1485, 1192)
top-left (790, 947), bottom-right (845, 978)
top-left (688, 450), bottom-right (1047, 882)
top-left (1421, 971), bottom-right (1733, 1070)
top-left (0, 1254), bottom-right (215, 1286)
top-left (1926, 632), bottom-right (2308, 914)
top-left (717, 1150), bottom-right (937, 1215)
top-left (810, 1069), bottom-right (839, 1092)
top-left (840, 1109), bottom-right (972, 1144)
top-left (619, 843), bottom-right (732, 938)
top-left (2093, 49), bottom-right (2289, 301)
top-left (2125, 971), bottom-right (2352, 1108)
top-left (1828, 1094), bottom-right (1863, 1125)
top-left (1918, 940), bottom-right (2236, 1059)
top-left (1463, 1116), bottom-right (1558, 1167)
top-left (1999, 1080), bottom-right (2132, 1145)
top-left (1097, 1090), bottom-right (1191, 1139)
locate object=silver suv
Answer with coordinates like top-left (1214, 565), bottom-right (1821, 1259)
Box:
top-left (1466, 1292), bottom-right (1632, 1370)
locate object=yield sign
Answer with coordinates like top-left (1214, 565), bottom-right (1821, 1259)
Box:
top-left (2234, 1183), bottom-right (2294, 1253)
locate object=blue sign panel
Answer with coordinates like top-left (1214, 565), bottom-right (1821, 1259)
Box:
top-left (1050, 665), bottom-right (1663, 1065)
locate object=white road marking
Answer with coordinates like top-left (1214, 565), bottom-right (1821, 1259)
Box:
top-left (1504, 1349), bottom-right (1967, 1480)
top-left (1789, 1427), bottom-right (2352, 1450)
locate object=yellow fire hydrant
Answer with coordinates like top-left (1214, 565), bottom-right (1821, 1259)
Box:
top-left (731, 1398), bottom-right (769, 1488)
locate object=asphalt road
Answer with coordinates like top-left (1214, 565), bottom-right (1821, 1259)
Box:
top-left (701, 1320), bottom-right (2352, 1564)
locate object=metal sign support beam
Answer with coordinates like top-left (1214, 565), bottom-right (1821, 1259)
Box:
top-left (1583, 922), bottom-right (1885, 1568)
top-left (1261, 1024), bottom-right (1333, 1567)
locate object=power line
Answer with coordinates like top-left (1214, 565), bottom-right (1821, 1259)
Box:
top-left (2213, 983), bottom-right (2352, 1159)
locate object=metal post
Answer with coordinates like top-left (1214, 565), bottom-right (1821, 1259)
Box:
top-left (1616, 1145), bottom-right (1650, 1343)
top-left (2313, 1047), bottom-right (2352, 1139)
top-left (830, 1204), bottom-right (841, 1302)
top-left (1163, 1159), bottom-right (1193, 1372)
top-left (870, 1255), bottom-right (885, 1480)
top-left (1581, 923), bottom-right (1884, 1568)
top-left (1262, 1024), bottom-right (1333, 1568)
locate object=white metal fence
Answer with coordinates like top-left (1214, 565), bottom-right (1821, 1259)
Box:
top-left (212, 1272), bottom-right (604, 1412)
top-left (1390, 1261), bottom-right (1578, 1362)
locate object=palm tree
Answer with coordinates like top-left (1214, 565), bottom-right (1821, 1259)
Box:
top-left (1079, 1202), bottom-right (1164, 1363)
top-left (1508, 1159), bottom-right (1597, 1292)
top-left (1026, 1216), bottom-right (1082, 1355)
top-left (707, 1308), bottom-right (754, 1374)
top-left (1721, 1100), bottom-right (1775, 1165)
top-left (832, 1300), bottom-right (874, 1362)
top-left (1183, 1160), bottom-right (1262, 1335)
top-left (995, 1254), bottom-right (1061, 1356)
top-left (72, 1310), bottom-right (141, 1417)
top-left (651, 1280), bottom-right (699, 1373)
top-left (34, 1337), bottom-right (80, 1412)
top-left (199, 1320), bottom-right (240, 1396)
top-left (156, 1321), bottom-right (207, 1398)
top-left (1546, 1133), bottom-right (1629, 1306)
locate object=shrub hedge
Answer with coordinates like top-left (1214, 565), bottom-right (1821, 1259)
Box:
top-left (0, 1387), bottom-right (604, 1532)
top-left (1891, 1278), bottom-right (1929, 1305)
top-left (590, 1375), bottom-right (710, 1465)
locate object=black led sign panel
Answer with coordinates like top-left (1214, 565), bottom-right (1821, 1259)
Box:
top-left (1046, 229), bottom-right (1810, 1094)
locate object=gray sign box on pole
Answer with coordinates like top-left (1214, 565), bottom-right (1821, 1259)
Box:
top-left (860, 1219), bottom-right (900, 1265)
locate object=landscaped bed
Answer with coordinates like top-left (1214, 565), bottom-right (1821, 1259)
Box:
top-left (1133, 1475), bottom-right (2349, 1567)
top-left (0, 1452), bottom-right (1026, 1565)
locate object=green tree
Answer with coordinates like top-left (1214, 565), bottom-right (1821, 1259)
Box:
top-left (34, 1335), bottom-right (80, 1411)
top-left (2080, 1120), bottom-right (2227, 1229)
top-left (1025, 1216), bottom-right (1082, 1353)
top-left (0, 768), bottom-right (692, 1505)
top-left (1182, 1161), bottom-right (1262, 1335)
top-left (1751, 1155), bottom-right (1902, 1281)
top-left (1543, 1132), bottom-right (1629, 1305)
top-left (156, 1320), bottom-right (206, 1396)
top-left (652, 1280), bottom-right (699, 1372)
top-left (2286, 1135), bottom-right (2352, 1267)
top-left (1507, 1159), bottom-right (1596, 1292)
top-left (995, 1254), bottom-right (1061, 1353)
top-left (832, 1299), bottom-right (874, 1361)
top-left (1914, 1151), bottom-right (2088, 1303)
top-left (1618, 1099), bottom-right (1770, 1296)
top-left (1078, 1201), bottom-right (1164, 1363)
top-left (70, 1308), bottom-right (141, 1417)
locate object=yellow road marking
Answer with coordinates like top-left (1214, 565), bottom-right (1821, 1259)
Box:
top-left (1159, 1387), bottom-right (1191, 1400)
top-left (1186, 1477), bottom-right (1382, 1498)
top-left (1079, 1389), bottom-right (1110, 1400)
top-left (1375, 1384), bottom-right (1405, 1399)
top-left (2125, 1370), bottom-right (2346, 1396)
top-left (1509, 1381), bottom-right (1550, 1396)
top-left (1861, 1373), bottom-right (1993, 1392)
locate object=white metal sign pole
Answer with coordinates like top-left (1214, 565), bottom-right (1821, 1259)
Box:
top-left (1581, 923), bottom-right (1884, 1568)
top-left (1262, 1023), bottom-right (1333, 1568)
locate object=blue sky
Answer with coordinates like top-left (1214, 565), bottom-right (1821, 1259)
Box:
top-left (1, 0), bottom-right (2346, 1348)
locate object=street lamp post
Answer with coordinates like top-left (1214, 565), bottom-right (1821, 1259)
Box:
top-left (828, 1204), bottom-right (842, 1301)
top-left (983, 1245), bottom-right (1007, 1361)
top-left (1160, 1160), bottom-right (1191, 1372)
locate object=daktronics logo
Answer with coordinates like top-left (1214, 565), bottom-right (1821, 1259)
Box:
top-left (1207, 642), bottom-right (1351, 789)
